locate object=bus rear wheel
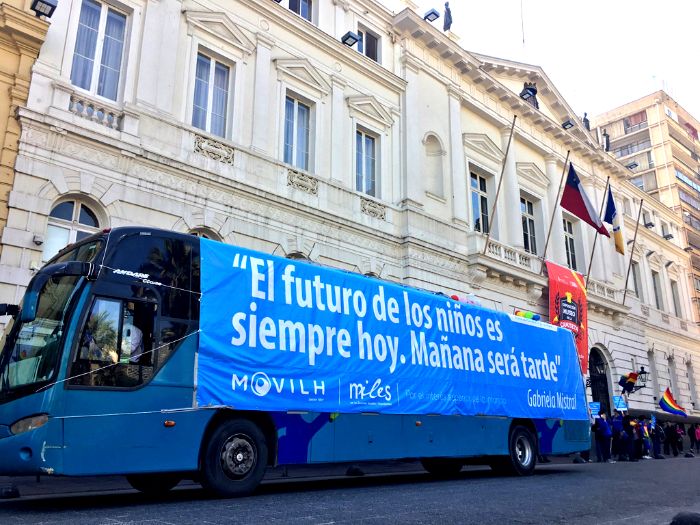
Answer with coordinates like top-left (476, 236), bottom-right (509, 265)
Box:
top-left (126, 473), bottom-right (180, 495)
top-left (490, 425), bottom-right (537, 476)
top-left (420, 457), bottom-right (463, 477)
top-left (200, 418), bottom-right (268, 497)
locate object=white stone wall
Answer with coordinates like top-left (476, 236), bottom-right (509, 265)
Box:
top-left (1, 0), bottom-right (698, 416)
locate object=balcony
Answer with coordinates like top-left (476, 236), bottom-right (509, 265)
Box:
top-left (624, 121), bottom-right (648, 134)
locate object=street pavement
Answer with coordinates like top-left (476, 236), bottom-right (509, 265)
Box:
top-left (0, 455), bottom-right (699, 524)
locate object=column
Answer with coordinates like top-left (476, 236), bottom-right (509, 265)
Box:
top-left (251, 34), bottom-right (275, 154)
top-left (448, 86), bottom-right (467, 225)
top-left (400, 55), bottom-right (423, 207)
top-left (500, 126), bottom-right (523, 248)
top-left (136, 0), bottom-right (180, 111)
top-left (544, 155), bottom-right (566, 266)
top-left (330, 75), bottom-right (346, 184)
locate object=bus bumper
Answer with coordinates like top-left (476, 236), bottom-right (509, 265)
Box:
top-left (0, 418), bottom-right (63, 476)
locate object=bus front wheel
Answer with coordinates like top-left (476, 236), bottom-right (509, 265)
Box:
top-left (490, 425), bottom-right (537, 476)
top-left (201, 418), bottom-right (268, 497)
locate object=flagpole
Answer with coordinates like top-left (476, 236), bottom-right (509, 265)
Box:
top-left (584, 176), bottom-right (611, 290)
top-left (622, 198), bottom-right (644, 306)
top-left (482, 115), bottom-right (517, 255)
top-left (539, 150), bottom-right (571, 275)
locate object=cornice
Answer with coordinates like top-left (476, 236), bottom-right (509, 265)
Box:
top-left (0, 4), bottom-right (49, 53)
top-left (240, 0), bottom-right (406, 94)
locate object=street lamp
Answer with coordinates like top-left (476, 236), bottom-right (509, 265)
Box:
top-left (619, 366), bottom-right (648, 394)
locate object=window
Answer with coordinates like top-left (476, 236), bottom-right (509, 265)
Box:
top-left (358, 27), bottom-right (379, 62)
top-left (651, 270), bottom-right (664, 310)
top-left (70, 0), bottom-right (127, 101)
top-left (471, 172), bottom-right (489, 233)
top-left (563, 219), bottom-right (577, 270)
top-left (284, 95), bottom-right (311, 170)
top-left (192, 52), bottom-right (231, 138)
top-left (356, 127), bottom-right (377, 197)
top-left (69, 297), bottom-right (156, 388)
top-left (694, 276), bottom-right (700, 292)
top-left (43, 200), bottom-right (101, 261)
top-left (289, 0), bottom-right (312, 21)
top-left (631, 261), bottom-right (644, 301)
top-left (670, 280), bottom-right (682, 317)
top-left (520, 197), bottom-right (537, 255)
top-left (623, 111), bottom-right (647, 134)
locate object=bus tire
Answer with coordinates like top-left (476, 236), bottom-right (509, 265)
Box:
top-left (126, 473), bottom-right (180, 495)
top-left (201, 418), bottom-right (268, 497)
top-left (420, 457), bottom-right (463, 477)
top-left (491, 425), bottom-right (537, 476)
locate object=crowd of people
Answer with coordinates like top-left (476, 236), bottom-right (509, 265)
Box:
top-left (592, 411), bottom-right (700, 463)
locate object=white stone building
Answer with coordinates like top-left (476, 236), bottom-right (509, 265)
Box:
top-left (1, 0), bottom-right (698, 418)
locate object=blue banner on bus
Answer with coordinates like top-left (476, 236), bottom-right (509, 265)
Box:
top-left (197, 239), bottom-right (588, 420)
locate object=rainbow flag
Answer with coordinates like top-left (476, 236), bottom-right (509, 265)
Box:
top-left (659, 388), bottom-right (687, 417)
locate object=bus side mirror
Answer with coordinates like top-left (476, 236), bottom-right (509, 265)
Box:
top-left (0, 304), bottom-right (19, 316)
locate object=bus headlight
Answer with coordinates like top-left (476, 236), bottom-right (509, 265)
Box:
top-left (10, 414), bottom-right (49, 435)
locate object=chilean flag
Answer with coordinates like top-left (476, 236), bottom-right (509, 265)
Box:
top-left (561, 164), bottom-right (609, 237)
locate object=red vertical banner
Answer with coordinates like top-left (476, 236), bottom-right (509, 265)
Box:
top-left (545, 261), bottom-right (588, 374)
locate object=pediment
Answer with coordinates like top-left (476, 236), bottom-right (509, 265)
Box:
top-left (475, 55), bottom-right (599, 148)
top-left (185, 11), bottom-right (254, 55)
top-left (517, 162), bottom-right (549, 190)
top-left (647, 252), bottom-right (663, 266)
top-left (347, 95), bottom-right (394, 131)
top-left (462, 133), bottom-right (504, 164)
top-left (275, 59), bottom-right (331, 97)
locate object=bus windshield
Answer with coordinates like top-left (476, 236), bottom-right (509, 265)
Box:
top-left (0, 275), bottom-right (82, 396)
top-left (0, 239), bottom-right (102, 399)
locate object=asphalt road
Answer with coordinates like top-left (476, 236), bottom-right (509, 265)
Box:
top-left (1, 457), bottom-right (699, 525)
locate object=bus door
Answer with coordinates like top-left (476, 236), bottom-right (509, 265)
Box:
top-left (59, 292), bottom-right (197, 475)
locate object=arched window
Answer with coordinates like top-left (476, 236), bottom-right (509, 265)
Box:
top-left (189, 228), bottom-right (222, 242)
top-left (43, 200), bottom-right (101, 261)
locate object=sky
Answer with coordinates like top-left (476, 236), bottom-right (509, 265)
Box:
top-left (382, 1), bottom-right (700, 120)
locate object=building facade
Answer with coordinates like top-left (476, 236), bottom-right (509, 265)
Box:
top-left (593, 92), bottom-right (700, 325)
top-left (2, 0), bottom-right (699, 419)
top-left (0, 0), bottom-right (49, 257)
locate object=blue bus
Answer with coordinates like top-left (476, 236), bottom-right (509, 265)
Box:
top-left (0, 227), bottom-right (589, 496)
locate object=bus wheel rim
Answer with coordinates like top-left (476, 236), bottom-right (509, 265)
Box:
top-left (515, 435), bottom-right (532, 466)
top-left (221, 434), bottom-right (256, 479)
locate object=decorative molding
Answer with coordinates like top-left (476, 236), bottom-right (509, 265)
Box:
top-left (641, 305), bottom-right (650, 317)
top-left (681, 320), bottom-right (688, 331)
top-left (347, 95), bottom-right (394, 131)
top-left (331, 0), bottom-right (351, 11)
top-left (516, 162), bottom-right (550, 190)
top-left (287, 169), bottom-right (318, 195)
top-left (359, 256), bottom-right (385, 277)
top-left (194, 135), bottom-right (234, 165)
top-left (275, 58), bottom-right (331, 97)
top-left (526, 283), bottom-right (544, 306)
top-left (462, 133), bottom-right (504, 164)
top-left (184, 11), bottom-right (255, 55)
top-left (661, 313), bottom-right (669, 323)
top-left (361, 197), bottom-right (387, 220)
top-left (465, 265), bottom-right (488, 289)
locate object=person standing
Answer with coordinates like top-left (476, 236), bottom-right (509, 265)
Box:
top-left (594, 412), bottom-right (613, 463)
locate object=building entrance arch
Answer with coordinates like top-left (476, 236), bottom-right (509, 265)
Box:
top-left (589, 347), bottom-right (612, 416)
